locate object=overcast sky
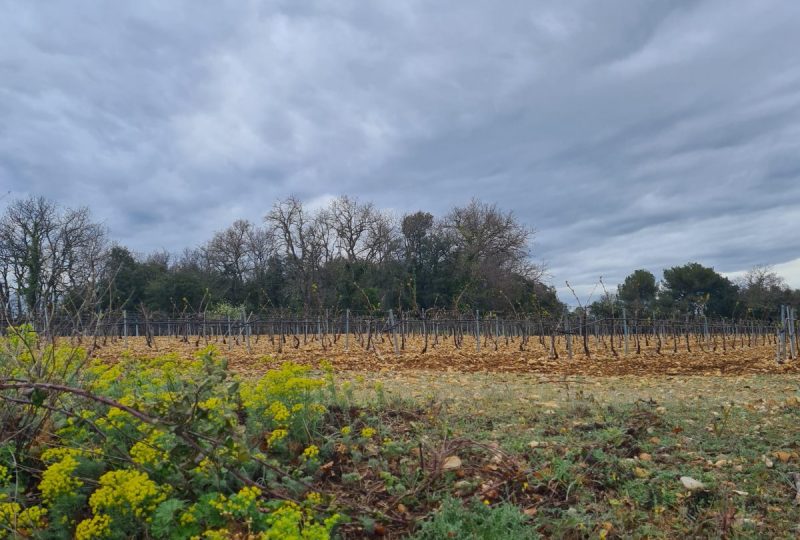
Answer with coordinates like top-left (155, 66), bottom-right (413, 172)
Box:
top-left (2, 0), bottom-right (799, 300)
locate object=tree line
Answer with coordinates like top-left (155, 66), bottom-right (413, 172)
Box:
top-left (0, 195), bottom-right (797, 322)
top-left (589, 265), bottom-right (799, 321)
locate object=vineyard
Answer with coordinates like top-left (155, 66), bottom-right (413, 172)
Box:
top-left (32, 308), bottom-right (799, 375)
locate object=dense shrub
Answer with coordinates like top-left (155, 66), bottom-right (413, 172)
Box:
top-left (0, 328), bottom-right (343, 539)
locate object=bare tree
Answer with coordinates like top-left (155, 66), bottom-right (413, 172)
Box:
top-left (266, 196), bottom-right (330, 308)
top-left (145, 249), bottom-right (171, 269)
top-left (0, 196), bottom-right (107, 321)
top-left (328, 195), bottom-right (375, 262)
top-left (444, 199), bottom-right (534, 275)
top-left (203, 220), bottom-right (256, 299)
top-left (246, 224), bottom-right (276, 279)
top-left (364, 209), bottom-right (401, 264)
top-left (738, 265), bottom-right (788, 318)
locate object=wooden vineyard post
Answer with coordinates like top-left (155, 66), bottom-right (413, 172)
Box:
top-left (123, 310), bottom-right (128, 347)
top-left (402, 312), bottom-right (407, 351)
top-left (582, 309), bottom-right (590, 357)
top-left (778, 305), bottom-right (786, 363)
top-left (793, 307), bottom-right (798, 360)
top-left (248, 312), bottom-right (254, 351)
top-left (317, 315), bottom-right (322, 348)
top-left (475, 310), bottom-right (480, 354)
top-left (389, 310), bottom-right (399, 356)
top-left (789, 307), bottom-right (797, 360)
top-left (565, 309), bottom-right (573, 360)
top-left (421, 310), bottom-right (428, 353)
top-left (594, 316), bottom-right (600, 349)
top-left (549, 324), bottom-right (558, 360)
top-left (622, 307), bottom-right (629, 356)
top-left (242, 308), bottom-right (252, 354)
top-left (345, 309), bottom-right (350, 352)
top-left (609, 316), bottom-right (617, 357)
top-left (227, 315), bottom-right (232, 351)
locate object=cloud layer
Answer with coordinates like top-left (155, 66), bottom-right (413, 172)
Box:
top-left (2, 0), bottom-right (799, 299)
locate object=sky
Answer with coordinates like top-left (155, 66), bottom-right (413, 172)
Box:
top-left (2, 0), bottom-right (799, 301)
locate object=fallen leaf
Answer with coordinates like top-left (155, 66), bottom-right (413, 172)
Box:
top-left (773, 451), bottom-right (792, 463)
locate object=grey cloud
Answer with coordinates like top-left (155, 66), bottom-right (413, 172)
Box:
top-left (1, 0), bottom-right (799, 298)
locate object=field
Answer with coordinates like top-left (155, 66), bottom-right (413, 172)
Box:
top-left (94, 334), bottom-right (799, 377)
top-left (3, 331), bottom-right (800, 539)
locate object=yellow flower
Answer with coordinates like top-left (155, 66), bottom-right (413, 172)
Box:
top-left (360, 427), bottom-right (376, 438)
top-left (0, 499), bottom-right (22, 526)
top-left (0, 465), bottom-right (10, 485)
top-left (88, 469), bottom-right (168, 520)
top-left (238, 485), bottom-right (262, 500)
top-left (104, 406), bottom-right (133, 429)
top-left (268, 401), bottom-right (290, 422)
top-left (180, 507), bottom-right (197, 525)
top-left (201, 529), bottom-right (230, 540)
top-left (18, 505), bottom-right (47, 529)
top-left (39, 455), bottom-right (83, 503)
top-left (302, 445), bottom-right (320, 460)
top-left (199, 397), bottom-right (223, 411)
top-left (267, 429), bottom-right (288, 446)
top-left (129, 430), bottom-right (169, 467)
top-left (207, 487), bottom-right (262, 519)
top-left (310, 403), bottom-right (327, 414)
top-left (340, 426), bottom-right (351, 436)
top-left (192, 457), bottom-right (215, 476)
top-left (305, 492), bottom-right (323, 505)
top-left (75, 513), bottom-right (112, 540)
top-left (40, 447), bottom-right (86, 463)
